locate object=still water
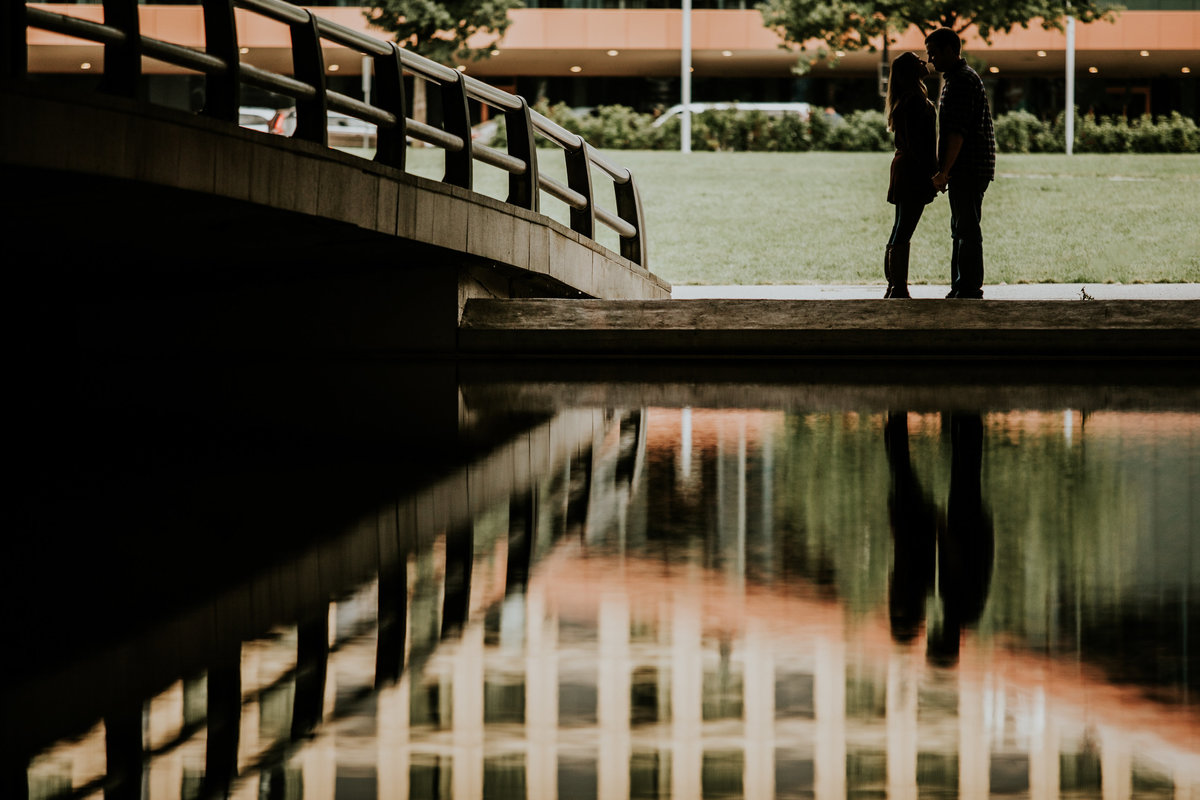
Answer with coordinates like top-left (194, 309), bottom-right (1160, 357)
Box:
top-left (6, 367), bottom-right (1199, 800)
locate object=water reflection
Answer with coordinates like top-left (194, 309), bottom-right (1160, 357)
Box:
top-left (886, 412), bottom-right (994, 667)
top-left (5, 379), bottom-right (1200, 800)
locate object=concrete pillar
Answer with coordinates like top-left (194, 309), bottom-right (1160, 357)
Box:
top-left (148, 682), bottom-right (184, 800)
top-left (814, 636), bottom-right (846, 800)
top-left (598, 592), bottom-right (632, 800)
top-left (526, 583), bottom-right (558, 800)
top-left (302, 729), bottom-right (336, 800)
top-left (679, 407), bottom-right (693, 486)
top-left (453, 623), bottom-right (485, 800)
top-left (671, 599), bottom-right (703, 800)
top-left (1028, 689), bottom-right (1059, 800)
top-left (1099, 725), bottom-right (1131, 800)
top-left (958, 672), bottom-right (990, 800)
top-left (743, 620), bottom-right (775, 800)
top-left (237, 646), bottom-right (260, 777)
top-left (230, 770), bottom-right (259, 800)
top-left (378, 674), bottom-right (411, 800)
top-left (886, 648), bottom-right (919, 800)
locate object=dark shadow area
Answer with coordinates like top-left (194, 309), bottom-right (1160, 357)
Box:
top-left (2, 163), bottom-right (576, 358)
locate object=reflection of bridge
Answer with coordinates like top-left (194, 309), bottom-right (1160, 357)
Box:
top-left (3, 377), bottom-right (640, 797)
top-left (4, 0), bottom-right (668, 356)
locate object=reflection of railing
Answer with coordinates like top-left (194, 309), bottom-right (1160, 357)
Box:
top-left (11, 0), bottom-right (648, 267)
top-left (10, 406), bottom-right (612, 798)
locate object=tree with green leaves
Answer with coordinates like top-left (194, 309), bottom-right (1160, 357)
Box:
top-left (758, 0), bottom-right (1121, 73)
top-left (365, 0), bottom-right (522, 121)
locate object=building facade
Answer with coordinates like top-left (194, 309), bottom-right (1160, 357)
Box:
top-left (24, 1), bottom-right (1200, 122)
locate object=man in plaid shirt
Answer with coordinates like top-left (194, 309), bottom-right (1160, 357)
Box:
top-left (926, 28), bottom-right (996, 299)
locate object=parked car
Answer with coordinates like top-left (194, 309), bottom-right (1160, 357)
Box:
top-left (238, 106), bottom-right (280, 133)
top-left (651, 102), bottom-right (813, 128)
top-left (326, 112), bottom-right (377, 146)
top-left (264, 108), bottom-right (377, 146)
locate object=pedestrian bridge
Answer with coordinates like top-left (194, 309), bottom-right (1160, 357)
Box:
top-left (3, 0), bottom-right (669, 355)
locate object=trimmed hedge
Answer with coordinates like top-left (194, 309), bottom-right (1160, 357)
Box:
top-left (488, 101), bottom-right (1200, 154)
top-left (996, 108), bottom-right (1200, 153)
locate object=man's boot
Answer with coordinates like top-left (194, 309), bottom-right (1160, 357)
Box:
top-left (884, 245), bottom-right (894, 298)
top-left (946, 238), bottom-right (962, 298)
top-left (957, 239), bottom-right (985, 298)
top-left (889, 242), bottom-right (912, 298)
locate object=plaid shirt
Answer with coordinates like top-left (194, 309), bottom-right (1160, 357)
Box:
top-left (938, 59), bottom-right (996, 184)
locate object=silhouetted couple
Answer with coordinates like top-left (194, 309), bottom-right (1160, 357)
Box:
top-left (884, 28), bottom-right (997, 299)
top-left (885, 411), bottom-right (993, 667)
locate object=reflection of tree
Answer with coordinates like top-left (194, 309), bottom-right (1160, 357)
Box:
top-left (980, 415), bottom-right (1197, 694)
top-left (774, 413), bottom-right (895, 614)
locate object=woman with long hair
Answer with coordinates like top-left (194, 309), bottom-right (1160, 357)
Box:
top-left (883, 51), bottom-right (938, 298)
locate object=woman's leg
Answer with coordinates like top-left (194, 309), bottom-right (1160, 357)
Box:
top-left (888, 201), bottom-right (925, 246)
top-left (884, 206), bottom-right (902, 297)
top-left (886, 202), bottom-right (925, 298)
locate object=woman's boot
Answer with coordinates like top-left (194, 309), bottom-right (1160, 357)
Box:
top-left (884, 245), bottom-right (894, 298)
top-left (889, 242), bottom-right (912, 298)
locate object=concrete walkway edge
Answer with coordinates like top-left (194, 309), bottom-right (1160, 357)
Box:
top-left (460, 298), bottom-right (1200, 358)
top-left (670, 284), bottom-right (1200, 301)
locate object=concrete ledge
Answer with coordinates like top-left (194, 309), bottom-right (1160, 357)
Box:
top-left (458, 298), bottom-right (1200, 358)
top-left (460, 361), bottom-right (1200, 413)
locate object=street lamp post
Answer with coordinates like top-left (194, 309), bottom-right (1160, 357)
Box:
top-left (1065, 9), bottom-right (1075, 155)
top-left (681, 0), bottom-right (692, 153)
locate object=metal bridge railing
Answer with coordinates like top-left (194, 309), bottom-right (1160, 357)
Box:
top-left (7, 0), bottom-right (648, 267)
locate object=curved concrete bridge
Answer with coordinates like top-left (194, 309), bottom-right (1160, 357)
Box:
top-left (3, 0), bottom-right (668, 355)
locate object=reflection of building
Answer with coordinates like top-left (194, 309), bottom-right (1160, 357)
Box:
top-left (18, 407), bottom-right (1200, 799)
top-left (27, 555), bottom-right (1200, 799)
top-left (25, 3), bottom-right (1200, 120)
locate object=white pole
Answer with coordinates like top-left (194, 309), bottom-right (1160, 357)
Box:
top-left (681, 0), bottom-right (692, 154)
top-left (1065, 14), bottom-right (1075, 155)
top-left (362, 54), bottom-right (373, 148)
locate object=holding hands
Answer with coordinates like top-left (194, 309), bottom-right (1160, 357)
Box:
top-left (932, 171), bottom-right (949, 193)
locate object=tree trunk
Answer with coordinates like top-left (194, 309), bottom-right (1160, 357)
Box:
top-left (412, 78), bottom-right (427, 146)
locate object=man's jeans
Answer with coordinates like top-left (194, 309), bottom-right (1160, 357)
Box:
top-left (948, 179), bottom-right (988, 297)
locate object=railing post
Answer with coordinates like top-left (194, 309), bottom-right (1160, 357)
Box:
top-left (2, 0), bottom-right (27, 80)
top-left (614, 173), bottom-right (648, 267)
top-left (101, 0), bottom-right (142, 99)
top-left (505, 96), bottom-right (539, 212)
top-left (565, 141), bottom-right (595, 240)
top-left (440, 69), bottom-right (472, 190)
top-left (200, 0), bottom-right (240, 122)
top-left (373, 44), bottom-right (407, 170)
top-left (290, 10), bottom-right (328, 146)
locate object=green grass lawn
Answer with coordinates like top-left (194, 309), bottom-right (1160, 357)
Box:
top-left (387, 147), bottom-right (1200, 286)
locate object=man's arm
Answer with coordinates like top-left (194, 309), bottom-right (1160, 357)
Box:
top-left (933, 132), bottom-right (963, 192)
